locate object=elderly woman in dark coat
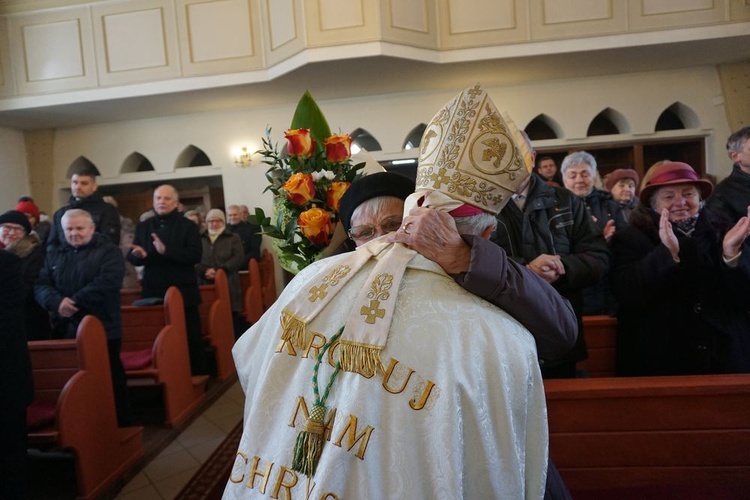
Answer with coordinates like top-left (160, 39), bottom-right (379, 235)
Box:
top-left (0, 210), bottom-right (51, 340)
top-left (196, 208), bottom-right (245, 336)
top-left (611, 161), bottom-right (750, 376)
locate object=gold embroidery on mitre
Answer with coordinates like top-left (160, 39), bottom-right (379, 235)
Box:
top-left (416, 83), bottom-right (529, 214)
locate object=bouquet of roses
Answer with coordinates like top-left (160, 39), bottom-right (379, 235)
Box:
top-left (249, 91), bottom-right (365, 274)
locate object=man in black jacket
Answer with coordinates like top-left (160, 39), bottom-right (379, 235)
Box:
top-left (494, 167), bottom-right (610, 378)
top-left (708, 126), bottom-right (750, 224)
top-left (128, 184), bottom-right (208, 375)
top-left (35, 209), bottom-right (131, 425)
top-left (48, 169), bottom-right (121, 247)
top-left (226, 204), bottom-right (262, 266)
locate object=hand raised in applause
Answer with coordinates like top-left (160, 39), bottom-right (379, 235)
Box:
top-left (659, 209), bottom-right (680, 261)
top-left (151, 233), bottom-right (166, 255)
top-left (387, 207), bottom-right (471, 275)
top-left (722, 206), bottom-right (750, 260)
top-left (526, 254), bottom-right (565, 283)
top-left (58, 297), bottom-right (79, 318)
top-left (130, 244), bottom-right (147, 259)
top-left (603, 219), bottom-right (616, 243)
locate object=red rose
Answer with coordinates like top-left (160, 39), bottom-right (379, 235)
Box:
top-left (283, 173), bottom-right (316, 205)
top-left (285, 128), bottom-right (315, 158)
top-left (324, 134), bottom-right (352, 163)
top-left (326, 181), bottom-right (351, 212)
top-left (298, 208), bottom-right (333, 246)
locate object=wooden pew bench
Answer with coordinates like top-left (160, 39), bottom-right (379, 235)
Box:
top-left (198, 268), bottom-right (236, 380)
top-left (578, 315), bottom-right (617, 378)
top-left (120, 286), bottom-right (207, 427)
top-left (244, 257), bottom-right (264, 324)
top-left (545, 374), bottom-right (750, 498)
top-left (26, 316), bottom-right (144, 500)
top-left (259, 249), bottom-right (277, 311)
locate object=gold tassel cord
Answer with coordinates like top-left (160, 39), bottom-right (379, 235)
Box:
top-left (292, 403), bottom-right (327, 476)
top-left (291, 325), bottom-right (343, 477)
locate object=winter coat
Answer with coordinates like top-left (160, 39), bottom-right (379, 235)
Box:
top-left (49, 191), bottom-right (121, 247)
top-left (196, 229), bottom-right (245, 313)
top-left (493, 174), bottom-right (610, 365)
top-left (5, 233), bottom-right (51, 340)
top-left (35, 233), bottom-right (125, 340)
top-left (579, 188), bottom-right (624, 315)
top-left (127, 209), bottom-right (202, 307)
top-left (707, 164), bottom-right (750, 225)
top-left (227, 221), bottom-right (262, 266)
top-left (611, 205), bottom-right (750, 376)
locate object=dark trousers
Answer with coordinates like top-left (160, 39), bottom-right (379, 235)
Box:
top-left (184, 305), bottom-right (209, 375)
top-left (0, 401), bottom-right (28, 499)
top-left (107, 338), bottom-right (133, 427)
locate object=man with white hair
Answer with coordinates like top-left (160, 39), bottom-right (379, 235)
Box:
top-left (128, 184), bottom-right (207, 375)
top-left (35, 209), bottom-right (131, 425)
top-left (225, 85), bottom-right (548, 498)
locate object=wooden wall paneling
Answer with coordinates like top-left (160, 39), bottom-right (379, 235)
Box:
top-left (261, 0), bottom-right (304, 65)
top-left (628, 0), bottom-right (727, 30)
top-left (7, 6), bottom-right (98, 94)
top-left (438, 0), bottom-right (528, 48)
top-left (91, 0), bottom-right (181, 86)
top-left (730, 0), bottom-right (750, 20)
top-left (0, 17), bottom-right (16, 97)
top-left (529, 0), bottom-right (626, 40)
top-left (381, 0), bottom-right (437, 48)
top-left (304, 0), bottom-right (381, 46)
top-left (176, 0), bottom-right (263, 76)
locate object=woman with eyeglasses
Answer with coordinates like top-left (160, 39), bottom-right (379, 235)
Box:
top-left (0, 210), bottom-right (51, 340)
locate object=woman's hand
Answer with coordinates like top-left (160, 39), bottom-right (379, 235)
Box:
top-left (722, 206), bottom-right (750, 259)
top-left (659, 209), bottom-right (680, 261)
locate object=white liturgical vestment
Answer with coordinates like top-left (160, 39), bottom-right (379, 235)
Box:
top-left (224, 241), bottom-right (548, 499)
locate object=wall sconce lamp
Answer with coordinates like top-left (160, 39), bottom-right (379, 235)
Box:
top-left (233, 146), bottom-right (253, 167)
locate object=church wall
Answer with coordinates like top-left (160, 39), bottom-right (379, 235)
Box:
top-left (0, 126), bottom-right (30, 206)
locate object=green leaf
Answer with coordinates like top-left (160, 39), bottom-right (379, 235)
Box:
top-left (289, 91), bottom-right (332, 150)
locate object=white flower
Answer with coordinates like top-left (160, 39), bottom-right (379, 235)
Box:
top-left (312, 170), bottom-right (335, 182)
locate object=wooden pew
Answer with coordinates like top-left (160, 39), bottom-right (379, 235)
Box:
top-left (259, 249), bottom-right (277, 310)
top-left (244, 257), bottom-right (264, 324)
top-left (26, 316), bottom-right (144, 500)
top-left (120, 286), bottom-right (208, 427)
top-left (545, 374), bottom-right (750, 498)
top-left (198, 268), bottom-right (236, 380)
top-left (578, 315), bottom-right (617, 377)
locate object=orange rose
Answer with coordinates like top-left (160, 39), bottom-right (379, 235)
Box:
top-left (285, 128), bottom-right (315, 158)
top-left (324, 134), bottom-right (352, 163)
top-left (298, 208), bottom-right (333, 246)
top-left (283, 173), bottom-right (316, 205)
top-left (326, 181), bottom-right (351, 211)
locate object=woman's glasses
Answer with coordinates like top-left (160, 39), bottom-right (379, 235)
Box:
top-left (348, 215), bottom-right (403, 241)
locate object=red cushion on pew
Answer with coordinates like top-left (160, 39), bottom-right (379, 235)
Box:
top-left (120, 349), bottom-right (154, 370)
top-left (27, 402), bottom-right (57, 430)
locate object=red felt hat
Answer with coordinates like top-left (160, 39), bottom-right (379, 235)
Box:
top-left (16, 200), bottom-right (40, 222)
top-left (639, 162), bottom-right (713, 207)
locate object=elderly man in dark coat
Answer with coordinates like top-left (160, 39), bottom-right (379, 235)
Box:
top-left (35, 209), bottom-right (131, 425)
top-left (128, 184), bottom-right (208, 375)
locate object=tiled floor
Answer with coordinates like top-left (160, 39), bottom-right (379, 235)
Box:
top-left (115, 380), bottom-right (245, 500)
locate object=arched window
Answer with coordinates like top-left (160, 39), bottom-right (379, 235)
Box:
top-left (349, 128), bottom-right (382, 153)
top-left (66, 156), bottom-right (100, 177)
top-left (524, 114), bottom-right (562, 141)
top-left (402, 123), bottom-right (427, 150)
top-left (587, 108), bottom-right (629, 136)
top-left (175, 145), bottom-right (212, 168)
top-left (120, 152), bottom-right (154, 173)
top-left (655, 102), bottom-right (699, 131)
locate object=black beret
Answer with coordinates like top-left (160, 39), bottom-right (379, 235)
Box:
top-left (0, 210), bottom-right (31, 234)
top-left (339, 172), bottom-right (415, 232)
